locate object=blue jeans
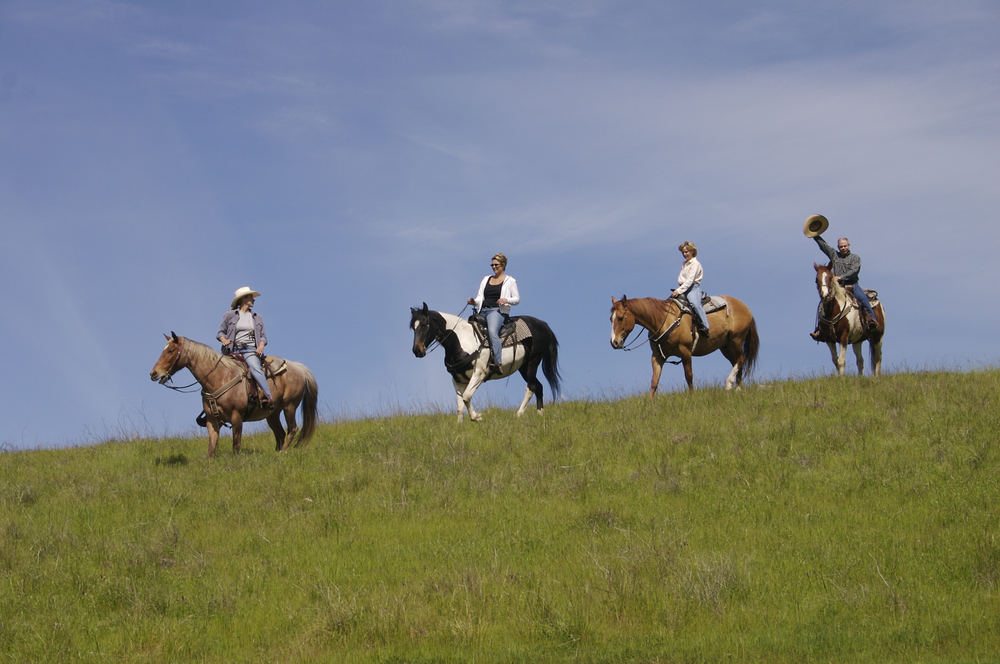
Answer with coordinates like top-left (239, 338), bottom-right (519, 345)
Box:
top-left (849, 283), bottom-right (877, 322)
top-left (234, 344), bottom-right (272, 400)
top-left (682, 284), bottom-right (710, 330)
top-left (481, 307), bottom-right (505, 365)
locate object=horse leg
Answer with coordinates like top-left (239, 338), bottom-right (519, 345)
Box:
top-left (206, 419), bottom-right (221, 458)
top-left (516, 358), bottom-right (543, 416)
top-left (681, 352), bottom-right (694, 391)
top-left (266, 412), bottom-right (286, 452)
top-left (461, 383), bottom-right (484, 422)
top-left (281, 404), bottom-right (299, 450)
top-left (871, 338), bottom-right (883, 376)
top-left (452, 378), bottom-right (476, 423)
top-left (853, 341), bottom-right (865, 376)
top-left (827, 341), bottom-right (846, 376)
top-left (719, 339), bottom-right (743, 391)
top-left (649, 352), bottom-right (666, 398)
top-left (230, 415), bottom-right (244, 455)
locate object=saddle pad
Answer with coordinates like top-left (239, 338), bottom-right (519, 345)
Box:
top-left (673, 294), bottom-right (728, 316)
top-left (501, 318), bottom-right (532, 348)
top-left (703, 295), bottom-right (728, 315)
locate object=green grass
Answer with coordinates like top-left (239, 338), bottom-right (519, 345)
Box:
top-left (2, 370), bottom-right (999, 662)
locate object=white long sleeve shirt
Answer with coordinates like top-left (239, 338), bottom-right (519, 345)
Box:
top-left (472, 275), bottom-right (520, 314)
top-left (676, 258), bottom-right (703, 293)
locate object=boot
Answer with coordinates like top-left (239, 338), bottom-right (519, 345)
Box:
top-left (809, 328), bottom-right (823, 341)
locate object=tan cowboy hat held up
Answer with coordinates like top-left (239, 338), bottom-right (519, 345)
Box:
top-left (231, 286), bottom-right (261, 308)
top-left (803, 214), bottom-right (829, 238)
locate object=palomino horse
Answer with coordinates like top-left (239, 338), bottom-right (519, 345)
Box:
top-left (150, 333), bottom-right (318, 457)
top-left (410, 303), bottom-right (561, 422)
top-left (813, 264), bottom-right (885, 376)
top-left (610, 295), bottom-right (759, 395)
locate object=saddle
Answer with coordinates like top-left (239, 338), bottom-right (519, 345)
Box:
top-left (468, 314), bottom-right (532, 348)
top-left (843, 285), bottom-right (880, 304)
top-left (671, 293), bottom-right (728, 318)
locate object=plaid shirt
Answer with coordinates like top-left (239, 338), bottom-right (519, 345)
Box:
top-left (814, 235), bottom-right (861, 285)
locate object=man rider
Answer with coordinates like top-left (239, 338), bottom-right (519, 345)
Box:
top-left (811, 234), bottom-right (878, 339)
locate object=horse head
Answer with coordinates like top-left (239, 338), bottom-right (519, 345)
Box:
top-left (409, 303), bottom-right (434, 358)
top-left (609, 295), bottom-right (635, 349)
top-left (814, 263), bottom-right (841, 303)
top-left (150, 332), bottom-right (183, 384)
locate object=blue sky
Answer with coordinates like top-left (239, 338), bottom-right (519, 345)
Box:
top-left (2, 1), bottom-right (998, 449)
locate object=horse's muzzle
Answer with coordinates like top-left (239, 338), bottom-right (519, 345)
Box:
top-left (412, 346), bottom-right (426, 358)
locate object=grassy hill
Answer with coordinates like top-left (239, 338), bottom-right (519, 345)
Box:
top-left (1, 371), bottom-right (998, 663)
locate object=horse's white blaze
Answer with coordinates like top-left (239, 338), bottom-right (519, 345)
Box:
top-left (412, 320), bottom-right (421, 331)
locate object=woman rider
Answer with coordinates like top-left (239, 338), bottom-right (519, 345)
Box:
top-left (670, 241), bottom-right (710, 335)
top-left (468, 253), bottom-right (520, 374)
top-left (217, 286), bottom-right (273, 408)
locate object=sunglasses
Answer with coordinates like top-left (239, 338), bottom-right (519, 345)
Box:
top-left (491, 263), bottom-right (501, 268)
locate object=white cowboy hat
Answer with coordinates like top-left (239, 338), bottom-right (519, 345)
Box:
top-left (803, 214), bottom-right (829, 238)
top-left (231, 286), bottom-right (261, 308)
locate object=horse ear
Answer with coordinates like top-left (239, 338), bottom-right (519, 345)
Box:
top-left (813, 263), bottom-right (822, 272)
top-left (171, 331), bottom-right (179, 342)
top-left (621, 294), bottom-right (628, 303)
top-left (163, 333), bottom-right (170, 341)
top-left (422, 302), bottom-right (428, 313)
top-left (611, 296), bottom-right (617, 304)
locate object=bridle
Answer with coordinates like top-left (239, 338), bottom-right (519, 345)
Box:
top-left (159, 338), bottom-right (225, 393)
top-left (419, 304), bottom-right (469, 356)
top-left (817, 271), bottom-right (851, 327)
top-left (615, 301), bottom-right (684, 364)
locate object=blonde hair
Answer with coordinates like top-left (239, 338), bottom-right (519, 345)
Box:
top-left (492, 253), bottom-right (508, 269)
top-left (678, 241), bottom-right (698, 257)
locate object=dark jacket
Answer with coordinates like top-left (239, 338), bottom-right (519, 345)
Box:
top-left (814, 235), bottom-right (861, 285)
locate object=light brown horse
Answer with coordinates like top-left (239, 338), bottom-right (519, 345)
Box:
top-left (813, 264), bottom-right (885, 376)
top-left (610, 295), bottom-right (759, 395)
top-left (149, 333), bottom-right (318, 457)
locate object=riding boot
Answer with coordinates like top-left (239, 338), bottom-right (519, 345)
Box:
top-left (810, 328), bottom-right (823, 341)
top-left (487, 352), bottom-right (502, 377)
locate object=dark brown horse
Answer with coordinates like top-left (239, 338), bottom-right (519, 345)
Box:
top-left (150, 333), bottom-right (318, 457)
top-left (610, 295), bottom-right (759, 395)
top-left (813, 264), bottom-right (885, 376)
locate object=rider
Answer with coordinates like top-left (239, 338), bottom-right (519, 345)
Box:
top-left (810, 233), bottom-right (878, 337)
top-left (217, 286), bottom-right (273, 408)
top-left (670, 241), bottom-right (710, 335)
top-left (468, 253), bottom-right (520, 375)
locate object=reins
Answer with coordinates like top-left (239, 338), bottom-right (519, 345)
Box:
top-left (160, 340), bottom-right (227, 393)
top-left (619, 302), bottom-right (684, 364)
top-left (423, 303), bottom-right (470, 356)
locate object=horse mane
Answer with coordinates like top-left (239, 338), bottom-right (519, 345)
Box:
top-left (617, 297), bottom-right (678, 325)
top-left (180, 336), bottom-right (240, 370)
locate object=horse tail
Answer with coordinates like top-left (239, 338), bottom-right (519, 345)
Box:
top-left (296, 365), bottom-right (319, 446)
top-left (738, 317), bottom-right (760, 383)
top-left (541, 327), bottom-right (562, 400)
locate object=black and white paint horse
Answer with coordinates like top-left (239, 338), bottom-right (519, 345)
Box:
top-left (410, 303), bottom-right (561, 422)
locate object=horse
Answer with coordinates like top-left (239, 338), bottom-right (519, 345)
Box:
top-left (813, 263), bottom-right (885, 376)
top-left (149, 333), bottom-right (318, 457)
top-left (410, 303), bottom-right (561, 422)
top-left (609, 295), bottom-right (759, 395)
